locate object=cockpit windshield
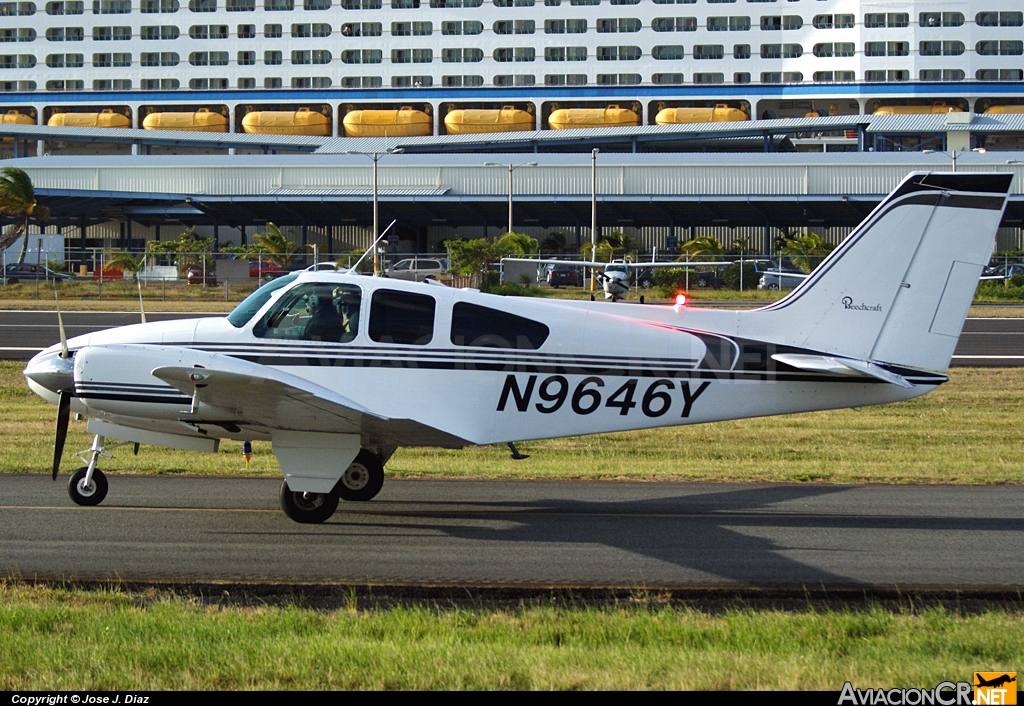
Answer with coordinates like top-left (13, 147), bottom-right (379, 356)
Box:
top-left (226, 274), bottom-right (299, 328)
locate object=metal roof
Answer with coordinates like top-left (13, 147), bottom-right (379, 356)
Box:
top-left (0, 124), bottom-right (328, 151)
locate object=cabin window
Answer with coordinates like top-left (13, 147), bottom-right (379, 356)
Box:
top-left (369, 290), bottom-right (435, 345)
top-left (253, 281), bottom-right (361, 343)
top-left (450, 302), bottom-right (549, 350)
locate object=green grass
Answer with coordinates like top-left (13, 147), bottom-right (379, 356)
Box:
top-left (1, 582), bottom-right (1021, 690)
top-left (4, 362), bottom-right (1024, 484)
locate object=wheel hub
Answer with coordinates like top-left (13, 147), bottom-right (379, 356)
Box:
top-left (294, 492), bottom-right (325, 511)
top-left (341, 463), bottom-right (369, 491)
top-left (76, 479), bottom-right (96, 497)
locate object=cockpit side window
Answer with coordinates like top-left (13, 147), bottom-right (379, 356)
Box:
top-left (369, 289), bottom-right (435, 345)
top-left (450, 302), bottom-right (549, 350)
top-left (252, 282), bottom-right (362, 343)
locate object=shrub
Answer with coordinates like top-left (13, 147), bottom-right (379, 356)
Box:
top-left (721, 262), bottom-right (759, 291)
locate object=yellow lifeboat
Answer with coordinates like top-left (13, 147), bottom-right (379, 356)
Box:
top-left (47, 109), bottom-right (131, 128)
top-left (241, 107), bottom-right (332, 136)
top-left (984, 105), bottom-right (1024, 115)
top-left (2, 110), bottom-right (34, 127)
top-left (872, 102), bottom-right (963, 115)
top-left (548, 105), bottom-right (641, 130)
top-left (2, 110), bottom-right (34, 143)
top-left (342, 106), bottom-right (432, 137)
top-left (444, 106), bottom-right (534, 134)
top-left (655, 104), bottom-right (749, 125)
top-left (143, 108), bottom-right (228, 132)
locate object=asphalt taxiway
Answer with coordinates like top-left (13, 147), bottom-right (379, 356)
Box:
top-left (2, 476), bottom-right (1021, 588)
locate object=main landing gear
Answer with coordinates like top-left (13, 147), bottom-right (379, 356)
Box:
top-left (279, 449), bottom-right (385, 524)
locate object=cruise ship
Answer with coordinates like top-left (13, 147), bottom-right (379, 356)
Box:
top-left (1, 0), bottom-right (1023, 139)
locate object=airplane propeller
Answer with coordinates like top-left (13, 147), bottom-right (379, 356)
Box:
top-left (52, 281), bottom-right (72, 479)
top-left (52, 389), bottom-right (71, 480)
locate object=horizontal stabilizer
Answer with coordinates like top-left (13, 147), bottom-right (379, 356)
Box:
top-left (771, 354), bottom-right (914, 389)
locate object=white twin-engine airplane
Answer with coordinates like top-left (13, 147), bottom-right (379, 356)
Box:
top-left (23, 172), bottom-right (1013, 523)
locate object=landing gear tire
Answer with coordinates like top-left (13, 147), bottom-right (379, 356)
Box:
top-left (68, 467), bottom-right (108, 506)
top-left (279, 481), bottom-right (339, 524)
top-left (335, 450), bottom-right (384, 502)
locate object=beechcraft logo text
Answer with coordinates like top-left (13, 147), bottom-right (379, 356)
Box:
top-left (975, 672), bottom-right (1017, 705)
top-left (842, 296), bottom-right (883, 312)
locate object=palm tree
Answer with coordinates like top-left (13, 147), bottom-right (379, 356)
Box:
top-left (582, 231), bottom-right (638, 261)
top-left (103, 251), bottom-right (145, 283)
top-left (780, 232), bottom-right (835, 273)
top-left (0, 167), bottom-right (50, 265)
top-left (249, 223), bottom-right (303, 267)
top-left (495, 231), bottom-right (539, 257)
top-left (676, 235), bottom-right (723, 262)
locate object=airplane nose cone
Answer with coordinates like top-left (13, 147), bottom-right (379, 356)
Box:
top-left (23, 349), bottom-right (75, 394)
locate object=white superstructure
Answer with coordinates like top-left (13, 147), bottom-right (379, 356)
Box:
top-left (0, 0), bottom-right (1023, 134)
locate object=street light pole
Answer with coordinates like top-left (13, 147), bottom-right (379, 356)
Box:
top-left (507, 163), bottom-right (514, 236)
top-left (590, 148), bottom-right (599, 291)
top-left (345, 148), bottom-right (403, 276)
top-left (373, 152), bottom-right (379, 275)
top-left (484, 161), bottom-right (537, 235)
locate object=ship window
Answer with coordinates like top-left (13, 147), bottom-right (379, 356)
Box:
top-left (92, 0), bottom-right (130, 13)
top-left (693, 44), bottom-right (723, 59)
top-left (264, 23), bottom-right (281, 37)
top-left (225, 0), bottom-right (252, 9)
top-left (369, 290), bottom-right (434, 345)
top-left (450, 302), bottom-right (549, 350)
top-left (254, 282), bottom-right (362, 343)
top-left (652, 45), bottom-right (683, 60)
top-left (653, 17), bottom-right (695, 32)
top-left (341, 22), bottom-right (381, 36)
top-left (46, 0), bottom-right (83, 12)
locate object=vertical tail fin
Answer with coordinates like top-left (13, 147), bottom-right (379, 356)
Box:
top-left (747, 172), bottom-right (1013, 372)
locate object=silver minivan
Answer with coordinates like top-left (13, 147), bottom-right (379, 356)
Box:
top-left (386, 257), bottom-right (449, 281)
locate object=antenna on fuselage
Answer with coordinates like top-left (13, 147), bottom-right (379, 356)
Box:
top-left (136, 278), bottom-right (147, 324)
top-left (52, 280), bottom-right (69, 359)
top-left (346, 219), bottom-right (397, 276)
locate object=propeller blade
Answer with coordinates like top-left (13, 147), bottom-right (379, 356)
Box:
top-left (52, 389), bottom-right (71, 480)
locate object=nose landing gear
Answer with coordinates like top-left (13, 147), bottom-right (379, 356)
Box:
top-left (65, 433), bottom-right (136, 506)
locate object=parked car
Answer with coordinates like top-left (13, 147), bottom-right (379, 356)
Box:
top-left (757, 270), bottom-right (809, 291)
top-left (386, 257), bottom-right (449, 281)
top-left (186, 267), bottom-right (218, 286)
top-left (304, 261), bottom-right (340, 272)
top-left (249, 260), bottom-right (288, 281)
top-left (3, 263), bottom-right (75, 284)
top-left (546, 263), bottom-right (583, 288)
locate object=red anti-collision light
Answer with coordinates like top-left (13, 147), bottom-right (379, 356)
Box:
top-left (675, 294), bottom-right (687, 307)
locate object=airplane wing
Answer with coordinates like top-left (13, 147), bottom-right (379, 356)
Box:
top-left (502, 258), bottom-right (731, 269)
top-left (151, 355), bottom-right (467, 449)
